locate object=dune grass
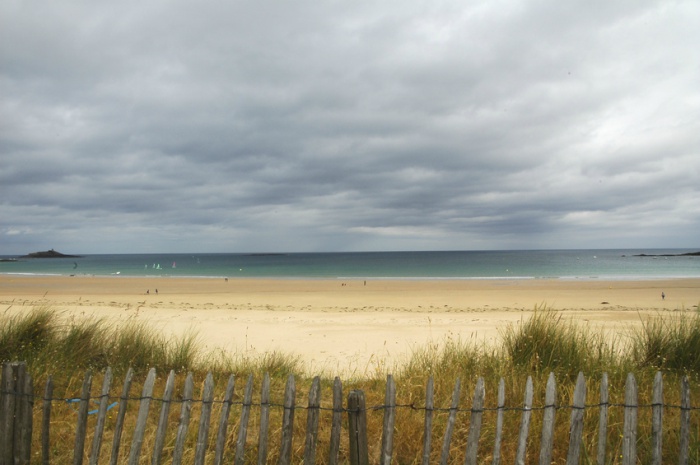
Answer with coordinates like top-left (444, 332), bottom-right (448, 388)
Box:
top-left (3, 306), bottom-right (700, 463)
top-left (630, 308), bottom-right (700, 373)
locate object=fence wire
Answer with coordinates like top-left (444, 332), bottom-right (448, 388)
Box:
top-left (2, 388), bottom-right (698, 415)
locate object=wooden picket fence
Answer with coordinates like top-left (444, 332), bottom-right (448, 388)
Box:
top-left (0, 361), bottom-right (694, 465)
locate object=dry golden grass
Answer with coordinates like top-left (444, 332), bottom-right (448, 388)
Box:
top-left (4, 307), bottom-right (700, 463)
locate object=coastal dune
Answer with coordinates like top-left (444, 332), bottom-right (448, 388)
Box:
top-left (2, 276), bottom-right (698, 375)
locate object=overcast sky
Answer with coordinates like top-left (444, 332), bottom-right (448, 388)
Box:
top-left (2, 1), bottom-right (699, 254)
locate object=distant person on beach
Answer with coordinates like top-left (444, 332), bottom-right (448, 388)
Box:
top-left (662, 291), bottom-right (665, 300)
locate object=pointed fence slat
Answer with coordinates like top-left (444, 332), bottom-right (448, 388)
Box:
top-left (439, 378), bottom-right (461, 465)
top-left (172, 373), bottom-right (195, 465)
top-left (515, 376), bottom-right (533, 465)
top-left (89, 367), bottom-right (113, 465)
top-left (17, 364), bottom-right (33, 465)
top-left (651, 371), bottom-right (663, 465)
top-left (215, 374), bottom-right (236, 465)
top-left (1, 362), bottom-right (33, 465)
top-left (622, 373), bottom-right (638, 465)
top-left (380, 374), bottom-right (396, 465)
top-left (566, 372), bottom-right (587, 465)
top-left (235, 374), bottom-right (254, 465)
top-left (464, 377), bottom-right (485, 465)
top-left (151, 370), bottom-right (175, 465)
top-left (538, 373), bottom-right (556, 465)
top-left (73, 370), bottom-right (93, 465)
top-left (491, 378), bottom-right (505, 465)
top-left (679, 376), bottom-right (690, 465)
top-left (42, 376), bottom-right (54, 465)
top-left (109, 368), bottom-right (134, 465)
top-left (257, 373), bottom-right (271, 465)
top-left (127, 368), bottom-right (157, 465)
top-left (194, 372), bottom-right (215, 465)
top-left (304, 376), bottom-right (321, 465)
top-left (278, 374), bottom-right (296, 465)
top-left (329, 376), bottom-right (343, 465)
top-left (421, 377), bottom-right (434, 465)
top-left (596, 373), bottom-right (609, 465)
top-left (348, 390), bottom-right (369, 465)
top-left (0, 363), bottom-right (14, 465)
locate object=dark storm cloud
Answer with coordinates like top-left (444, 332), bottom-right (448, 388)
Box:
top-left (1, 0), bottom-right (699, 253)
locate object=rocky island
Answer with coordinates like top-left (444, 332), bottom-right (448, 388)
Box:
top-left (21, 249), bottom-right (82, 258)
top-left (633, 251), bottom-right (700, 257)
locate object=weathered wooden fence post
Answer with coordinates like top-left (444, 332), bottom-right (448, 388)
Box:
top-left (303, 376), bottom-right (321, 465)
top-left (380, 374), bottom-right (396, 465)
top-left (566, 372), bottom-right (587, 465)
top-left (171, 373), bottom-right (194, 465)
top-left (278, 374), bottom-right (296, 465)
top-left (464, 377), bottom-right (485, 465)
top-left (596, 373), bottom-right (609, 465)
top-left (89, 367), bottom-right (113, 465)
top-left (215, 374), bottom-right (236, 465)
top-left (151, 369), bottom-right (175, 465)
top-left (0, 362), bottom-right (33, 465)
top-left (622, 373), bottom-right (638, 465)
top-left (127, 368), bottom-right (157, 465)
top-left (491, 378), bottom-right (505, 465)
top-left (348, 390), bottom-right (369, 465)
top-left (109, 368), bottom-right (134, 465)
top-left (439, 378), bottom-right (461, 465)
top-left (329, 377), bottom-right (343, 465)
top-left (234, 374), bottom-right (253, 465)
top-left (679, 376), bottom-right (690, 465)
top-left (73, 370), bottom-right (93, 465)
top-left (515, 376), bottom-right (533, 465)
top-left (41, 376), bottom-right (54, 465)
top-left (538, 373), bottom-right (556, 465)
top-left (651, 371), bottom-right (663, 465)
top-left (194, 372), bottom-right (215, 465)
top-left (421, 376), bottom-right (434, 465)
top-left (0, 363), bottom-right (13, 465)
top-left (257, 373), bottom-right (272, 465)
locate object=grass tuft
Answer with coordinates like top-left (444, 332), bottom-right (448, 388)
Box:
top-left (0, 306), bottom-right (57, 364)
top-left (500, 306), bottom-right (616, 379)
top-left (630, 310), bottom-right (700, 373)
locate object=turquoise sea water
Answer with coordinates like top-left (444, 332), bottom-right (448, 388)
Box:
top-left (1, 249), bottom-right (699, 280)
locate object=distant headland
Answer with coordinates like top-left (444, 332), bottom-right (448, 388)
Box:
top-left (20, 249), bottom-right (82, 258)
top-left (633, 251), bottom-right (700, 257)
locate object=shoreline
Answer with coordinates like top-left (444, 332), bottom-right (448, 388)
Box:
top-left (2, 275), bottom-right (699, 376)
top-left (3, 271), bottom-right (700, 281)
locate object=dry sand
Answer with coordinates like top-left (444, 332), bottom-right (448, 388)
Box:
top-left (1, 276), bottom-right (698, 376)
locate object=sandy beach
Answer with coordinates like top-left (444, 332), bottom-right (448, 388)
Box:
top-left (1, 276), bottom-right (699, 375)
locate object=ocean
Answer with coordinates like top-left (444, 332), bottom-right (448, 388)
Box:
top-left (1, 249), bottom-right (699, 280)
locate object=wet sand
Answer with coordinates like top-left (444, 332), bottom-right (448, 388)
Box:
top-left (1, 276), bottom-right (698, 375)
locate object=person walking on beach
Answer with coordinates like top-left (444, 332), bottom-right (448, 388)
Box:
top-left (662, 291), bottom-right (665, 300)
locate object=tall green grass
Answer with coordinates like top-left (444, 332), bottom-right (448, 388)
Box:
top-left (630, 309), bottom-right (700, 374)
top-left (0, 308), bottom-right (203, 376)
top-left (0, 307), bottom-right (305, 380)
top-left (500, 307), bottom-right (620, 379)
top-left (4, 306), bottom-right (700, 381)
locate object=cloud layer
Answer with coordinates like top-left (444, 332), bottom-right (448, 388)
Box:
top-left (2, 0), bottom-right (699, 253)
